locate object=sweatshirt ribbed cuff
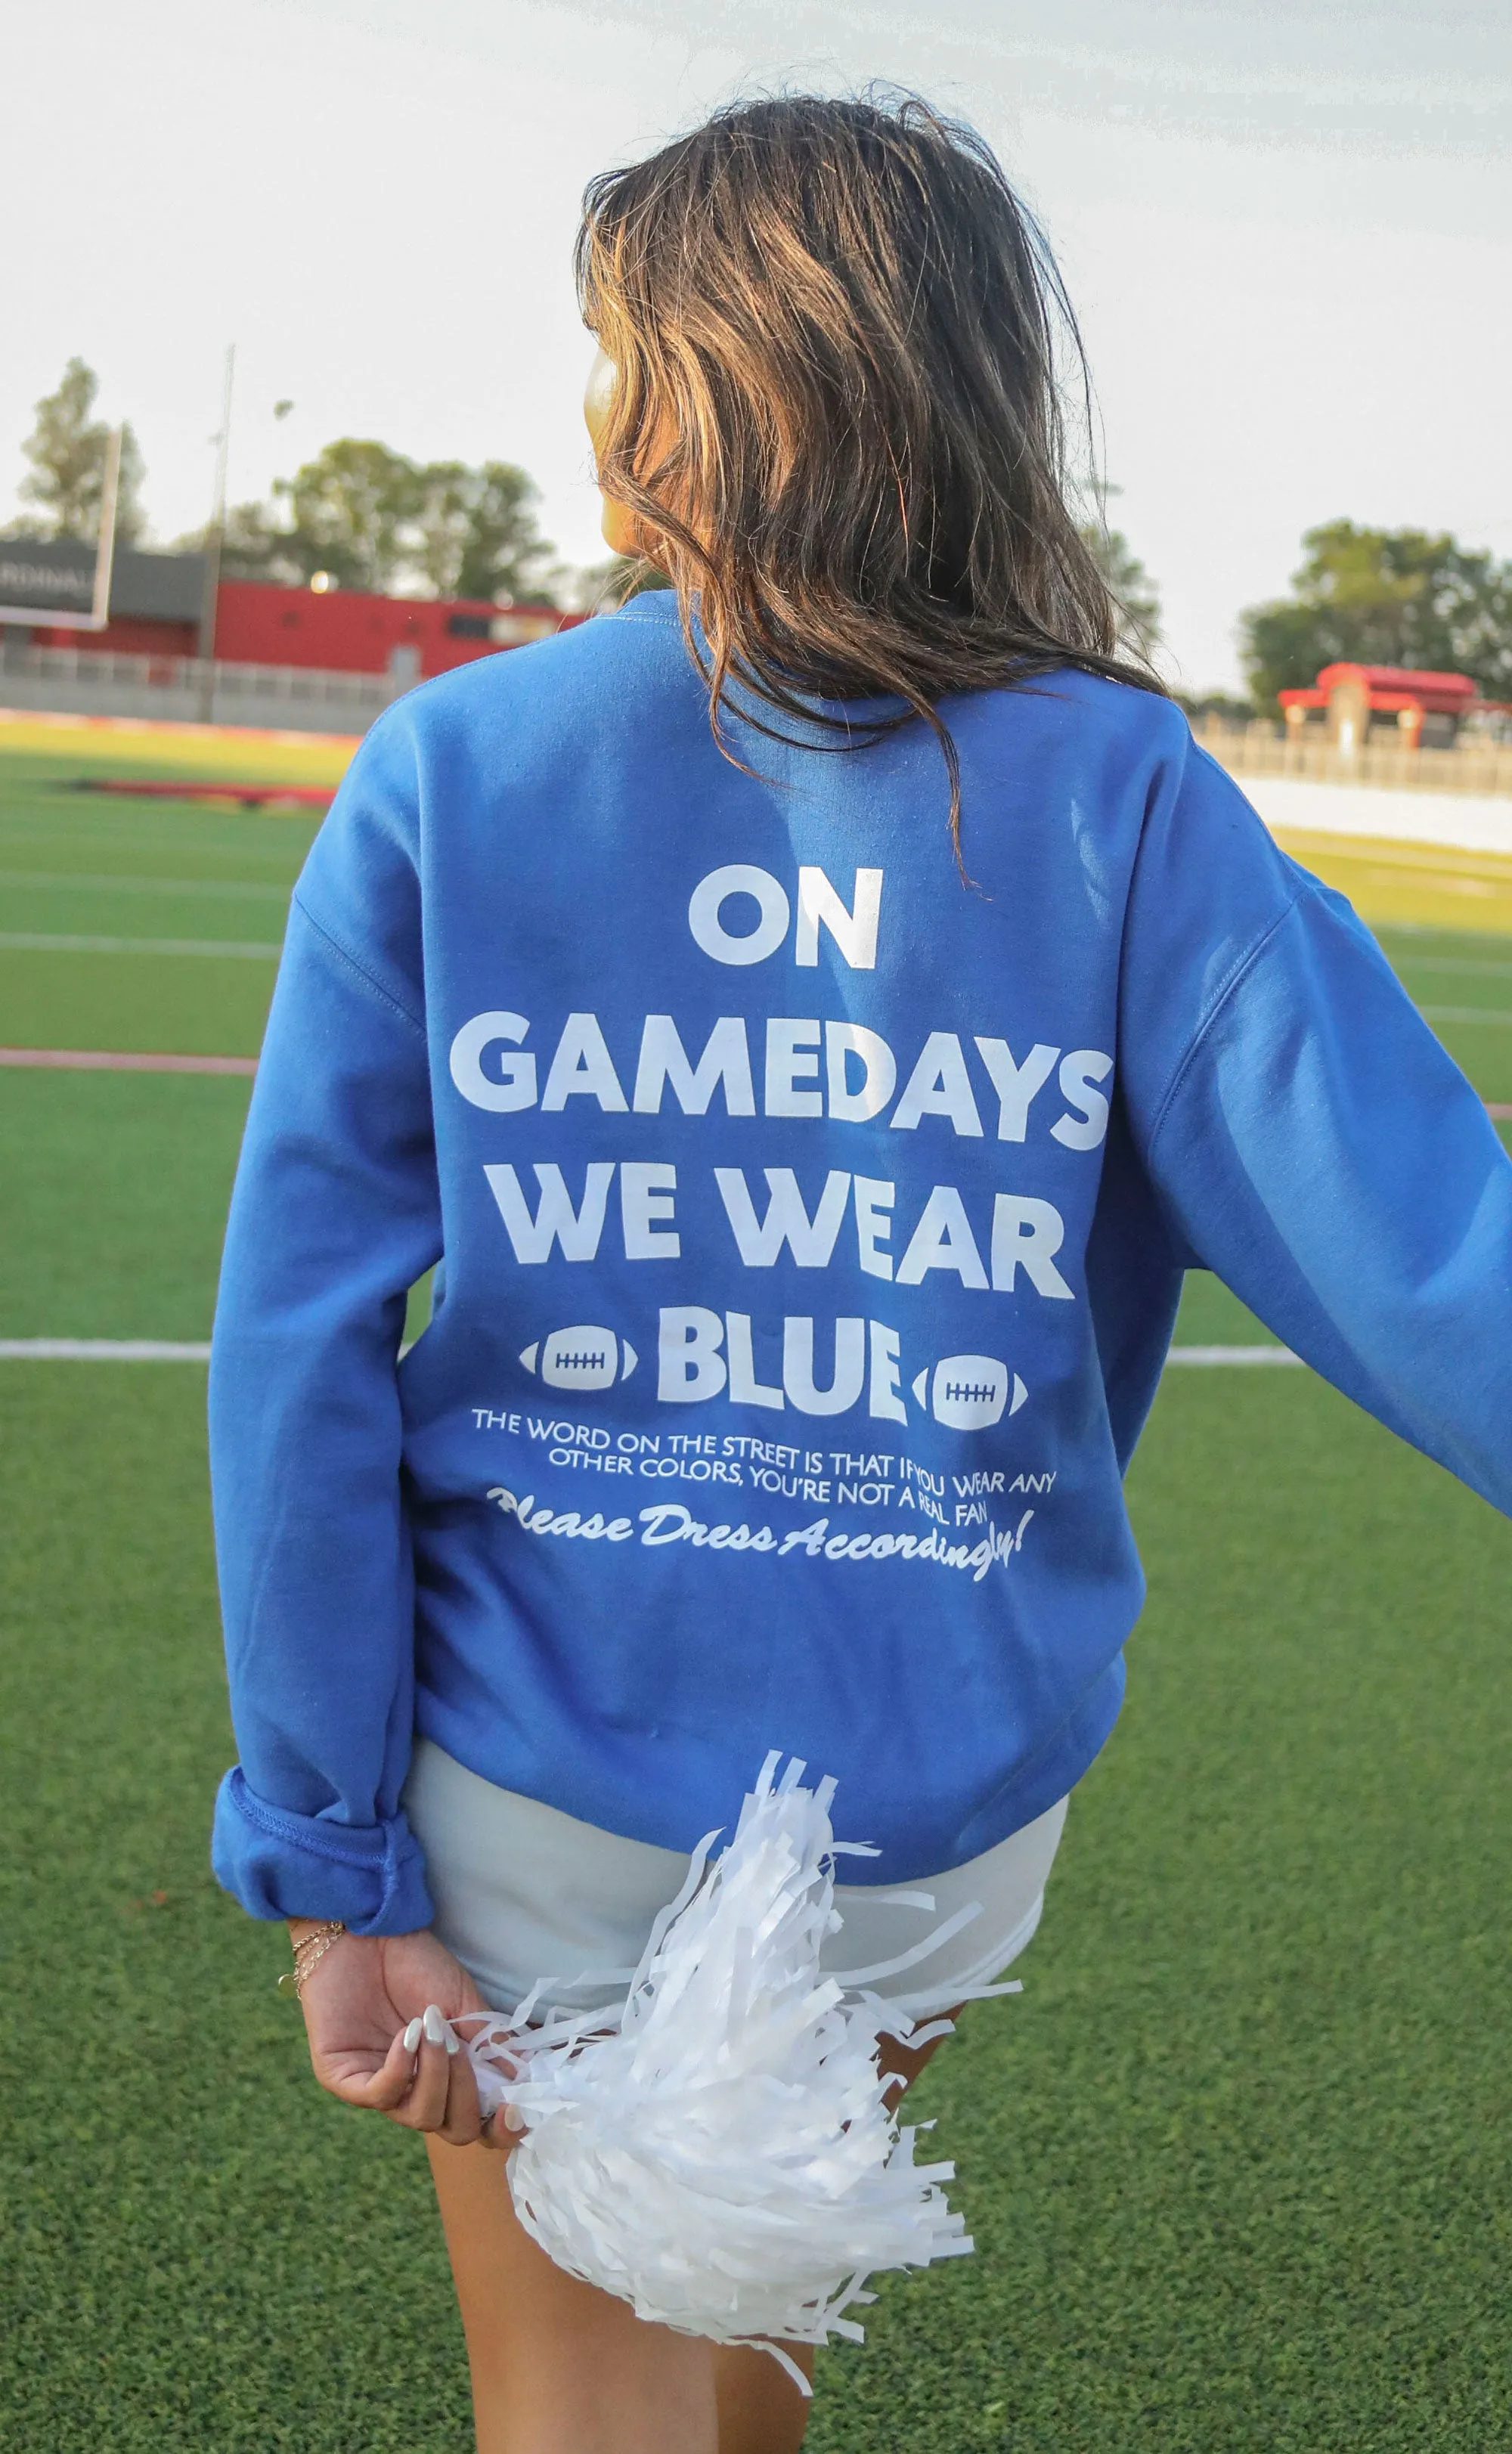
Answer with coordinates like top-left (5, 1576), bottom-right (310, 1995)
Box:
top-left (211, 1767), bottom-right (435, 1935)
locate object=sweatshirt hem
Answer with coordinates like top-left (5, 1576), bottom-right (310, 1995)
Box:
top-left (412, 1658), bottom-right (1126, 1891)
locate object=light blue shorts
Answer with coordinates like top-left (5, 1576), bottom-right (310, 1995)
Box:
top-left (403, 1737), bottom-right (1067, 2021)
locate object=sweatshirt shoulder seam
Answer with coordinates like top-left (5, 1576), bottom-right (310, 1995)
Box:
top-left (290, 888), bottom-right (426, 1040)
top-left (1146, 885), bottom-right (1305, 1155)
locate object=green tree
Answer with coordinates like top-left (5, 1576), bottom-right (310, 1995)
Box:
top-left (580, 553), bottom-right (674, 609)
top-left (268, 438), bottom-right (420, 592)
top-left (1079, 490), bottom-right (1160, 656)
top-left (218, 497), bottom-right (305, 587)
top-left (407, 459), bottom-right (554, 602)
top-left (218, 439), bottom-right (559, 603)
top-left (1096, 525), bottom-right (1160, 655)
top-left (16, 356), bottom-right (145, 544)
top-left (1241, 521), bottom-right (1512, 711)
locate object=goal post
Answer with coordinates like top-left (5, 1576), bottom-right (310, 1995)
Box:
top-left (0, 427), bottom-right (122, 630)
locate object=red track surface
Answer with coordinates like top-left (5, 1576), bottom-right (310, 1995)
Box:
top-left (73, 777), bottom-right (335, 809)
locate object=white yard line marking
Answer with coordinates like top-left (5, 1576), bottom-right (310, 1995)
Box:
top-left (1418, 1004), bottom-right (1512, 1027)
top-left (0, 868), bottom-right (291, 900)
top-left (1164, 1345), bottom-right (1302, 1365)
top-left (0, 1047), bottom-right (257, 1074)
top-left (0, 931), bottom-right (280, 958)
top-left (0, 1337), bottom-right (1298, 1369)
top-left (0, 1052), bottom-right (1504, 1116)
top-left (0, 1339), bottom-right (211, 1360)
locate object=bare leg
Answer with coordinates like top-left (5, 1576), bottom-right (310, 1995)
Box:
top-left (696, 2009), bottom-right (965, 2454)
top-left (426, 2134), bottom-right (717, 2454)
top-left (429, 2008), bottom-right (962, 2454)
top-left (711, 2344), bottom-right (815, 2454)
top-left (878, 2005), bottom-right (963, 2107)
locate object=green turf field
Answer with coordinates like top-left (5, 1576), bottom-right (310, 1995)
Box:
top-left (2, 742), bottom-right (1510, 2450)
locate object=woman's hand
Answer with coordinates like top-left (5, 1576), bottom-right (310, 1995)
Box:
top-left (291, 1923), bottom-right (505, 2149)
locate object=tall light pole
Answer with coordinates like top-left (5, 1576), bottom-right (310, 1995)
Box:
top-left (197, 343), bottom-right (236, 721)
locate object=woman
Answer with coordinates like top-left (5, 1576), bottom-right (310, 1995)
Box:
top-left (209, 94), bottom-right (1512, 2454)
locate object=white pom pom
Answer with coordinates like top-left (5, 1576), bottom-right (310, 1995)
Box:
top-left (460, 1754), bottom-right (1018, 2382)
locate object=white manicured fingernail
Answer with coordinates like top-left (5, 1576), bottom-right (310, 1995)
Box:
top-left (423, 2004), bottom-right (448, 2046)
top-left (402, 2018), bottom-right (422, 2053)
top-left (444, 2028), bottom-right (459, 2056)
top-left (503, 2103), bottom-right (525, 2132)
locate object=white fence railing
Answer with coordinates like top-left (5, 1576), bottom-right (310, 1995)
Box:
top-left (0, 643), bottom-right (398, 730)
top-left (6, 643), bottom-right (397, 710)
top-left (5, 646), bottom-right (1512, 780)
top-left (1194, 720), bottom-right (1512, 801)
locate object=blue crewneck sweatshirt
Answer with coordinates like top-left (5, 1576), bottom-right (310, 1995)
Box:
top-left (209, 595), bottom-right (1512, 1932)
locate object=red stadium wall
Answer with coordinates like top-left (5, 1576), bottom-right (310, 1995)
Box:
top-left (213, 582), bottom-right (584, 679)
top-left (33, 615), bottom-right (197, 657)
top-left (31, 581), bottom-right (586, 680)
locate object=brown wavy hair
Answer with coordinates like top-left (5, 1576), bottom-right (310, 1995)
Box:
top-left (577, 92), bottom-right (1163, 861)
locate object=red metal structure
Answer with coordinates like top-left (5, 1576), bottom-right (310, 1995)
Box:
top-left (1278, 663), bottom-right (1481, 749)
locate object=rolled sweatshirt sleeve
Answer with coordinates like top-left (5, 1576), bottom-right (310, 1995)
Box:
top-left (1123, 741), bottom-right (1512, 1516)
top-left (209, 720), bottom-right (443, 1930)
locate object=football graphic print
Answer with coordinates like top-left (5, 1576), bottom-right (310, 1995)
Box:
top-left (519, 1327), bottom-right (639, 1392)
top-left (910, 1354), bottom-right (1027, 1430)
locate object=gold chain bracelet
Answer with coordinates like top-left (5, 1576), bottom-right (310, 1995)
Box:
top-left (276, 1918), bottom-right (347, 1999)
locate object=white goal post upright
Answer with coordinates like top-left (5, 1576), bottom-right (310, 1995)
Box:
top-left (0, 426), bottom-right (123, 631)
top-left (89, 424), bottom-right (122, 627)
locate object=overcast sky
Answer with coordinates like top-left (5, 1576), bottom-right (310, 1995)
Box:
top-left (4, 0), bottom-right (1508, 689)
